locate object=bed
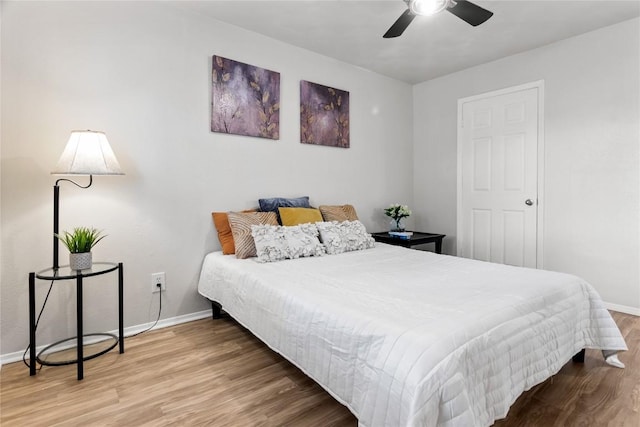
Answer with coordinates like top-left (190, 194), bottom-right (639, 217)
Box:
top-left (197, 243), bottom-right (627, 427)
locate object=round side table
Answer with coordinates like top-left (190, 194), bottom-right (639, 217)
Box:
top-left (28, 262), bottom-right (124, 380)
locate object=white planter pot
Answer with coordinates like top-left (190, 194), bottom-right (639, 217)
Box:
top-left (69, 252), bottom-right (92, 271)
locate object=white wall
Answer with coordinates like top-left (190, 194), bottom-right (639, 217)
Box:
top-left (0, 1), bottom-right (414, 356)
top-left (413, 18), bottom-right (640, 313)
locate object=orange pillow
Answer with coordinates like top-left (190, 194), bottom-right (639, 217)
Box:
top-left (212, 209), bottom-right (256, 255)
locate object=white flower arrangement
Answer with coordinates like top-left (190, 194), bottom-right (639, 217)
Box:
top-left (384, 204), bottom-right (412, 231)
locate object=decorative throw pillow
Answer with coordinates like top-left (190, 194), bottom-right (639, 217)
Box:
top-left (251, 224), bottom-right (288, 263)
top-left (212, 209), bottom-right (256, 255)
top-left (284, 223), bottom-right (326, 259)
top-left (227, 211), bottom-right (278, 259)
top-left (319, 205), bottom-right (359, 222)
top-left (258, 196), bottom-right (311, 223)
top-left (316, 220), bottom-right (375, 255)
top-left (251, 223), bottom-right (325, 263)
top-left (279, 207), bottom-right (323, 226)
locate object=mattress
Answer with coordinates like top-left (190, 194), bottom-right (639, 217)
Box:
top-left (197, 243), bottom-right (627, 427)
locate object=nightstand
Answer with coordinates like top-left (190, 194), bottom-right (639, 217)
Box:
top-left (28, 262), bottom-right (124, 380)
top-left (371, 232), bottom-right (446, 254)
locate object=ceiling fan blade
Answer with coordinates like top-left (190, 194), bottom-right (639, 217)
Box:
top-left (447, 0), bottom-right (493, 26)
top-left (383, 9), bottom-right (417, 38)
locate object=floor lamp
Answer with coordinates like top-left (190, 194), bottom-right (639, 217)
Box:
top-left (51, 130), bottom-right (124, 269)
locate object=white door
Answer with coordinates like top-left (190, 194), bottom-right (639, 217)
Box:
top-left (457, 84), bottom-right (542, 268)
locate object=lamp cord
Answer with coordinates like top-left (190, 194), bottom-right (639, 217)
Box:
top-left (22, 280), bottom-right (56, 370)
top-left (127, 289), bottom-right (162, 338)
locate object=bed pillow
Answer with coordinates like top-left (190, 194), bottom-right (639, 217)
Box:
top-left (319, 205), bottom-right (359, 222)
top-left (250, 224), bottom-right (288, 262)
top-left (284, 223), bottom-right (326, 259)
top-left (251, 223), bottom-right (325, 263)
top-left (258, 196), bottom-right (311, 223)
top-left (227, 211), bottom-right (278, 259)
top-left (279, 207), bottom-right (323, 226)
top-left (212, 209), bottom-right (257, 255)
top-left (316, 220), bottom-right (375, 255)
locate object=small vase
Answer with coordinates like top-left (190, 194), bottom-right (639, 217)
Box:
top-left (69, 252), bottom-right (92, 271)
top-left (390, 218), bottom-right (405, 232)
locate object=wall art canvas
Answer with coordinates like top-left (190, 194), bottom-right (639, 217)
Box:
top-left (211, 55), bottom-right (280, 140)
top-left (300, 80), bottom-right (350, 148)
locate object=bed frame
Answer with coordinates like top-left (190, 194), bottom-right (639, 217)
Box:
top-left (211, 300), bottom-right (223, 319)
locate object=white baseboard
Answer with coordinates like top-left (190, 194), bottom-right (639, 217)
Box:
top-left (0, 309), bottom-right (213, 366)
top-left (604, 302), bottom-right (640, 316)
top-left (122, 309), bottom-right (213, 337)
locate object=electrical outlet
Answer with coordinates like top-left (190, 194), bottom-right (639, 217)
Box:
top-left (151, 272), bottom-right (166, 293)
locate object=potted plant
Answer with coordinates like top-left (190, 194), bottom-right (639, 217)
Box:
top-left (55, 227), bottom-right (106, 271)
top-left (384, 204), bottom-right (412, 232)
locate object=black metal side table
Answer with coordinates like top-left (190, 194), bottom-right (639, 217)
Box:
top-left (28, 262), bottom-right (124, 380)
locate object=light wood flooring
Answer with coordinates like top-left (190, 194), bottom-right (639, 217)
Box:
top-left (1, 311), bottom-right (638, 426)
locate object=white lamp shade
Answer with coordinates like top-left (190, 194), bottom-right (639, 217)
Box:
top-left (52, 130), bottom-right (124, 175)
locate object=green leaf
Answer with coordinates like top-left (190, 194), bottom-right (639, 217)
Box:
top-left (55, 227), bottom-right (107, 253)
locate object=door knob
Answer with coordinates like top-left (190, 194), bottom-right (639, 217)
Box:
top-left (525, 199), bottom-right (534, 206)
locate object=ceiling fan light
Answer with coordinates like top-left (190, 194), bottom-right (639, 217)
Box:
top-left (409, 0), bottom-right (449, 16)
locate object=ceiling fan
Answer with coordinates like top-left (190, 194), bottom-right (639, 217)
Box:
top-left (383, 0), bottom-right (494, 38)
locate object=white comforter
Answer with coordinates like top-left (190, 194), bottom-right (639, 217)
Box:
top-left (197, 244), bottom-right (627, 427)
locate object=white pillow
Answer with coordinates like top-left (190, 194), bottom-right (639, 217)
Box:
top-left (251, 224), bottom-right (288, 263)
top-left (315, 220), bottom-right (375, 255)
top-left (251, 223), bottom-right (325, 263)
top-left (284, 223), bottom-right (326, 259)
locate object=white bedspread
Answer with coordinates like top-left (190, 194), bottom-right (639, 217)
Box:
top-left (197, 244), bottom-right (627, 427)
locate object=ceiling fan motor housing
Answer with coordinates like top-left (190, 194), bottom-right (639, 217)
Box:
top-left (408, 0), bottom-right (452, 16)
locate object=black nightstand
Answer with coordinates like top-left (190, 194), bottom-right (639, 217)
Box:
top-left (371, 232), bottom-right (446, 254)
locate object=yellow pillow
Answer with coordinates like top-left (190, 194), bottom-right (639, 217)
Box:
top-left (279, 207), bottom-right (323, 226)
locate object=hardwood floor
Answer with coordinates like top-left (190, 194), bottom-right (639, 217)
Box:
top-left (1, 311), bottom-right (638, 426)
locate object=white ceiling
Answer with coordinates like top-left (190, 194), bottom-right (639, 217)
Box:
top-left (175, 0), bottom-right (640, 84)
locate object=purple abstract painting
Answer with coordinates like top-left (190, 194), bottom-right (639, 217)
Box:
top-left (211, 56), bottom-right (280, 140)
top-left (300, 80), bottom-right (350, 148)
